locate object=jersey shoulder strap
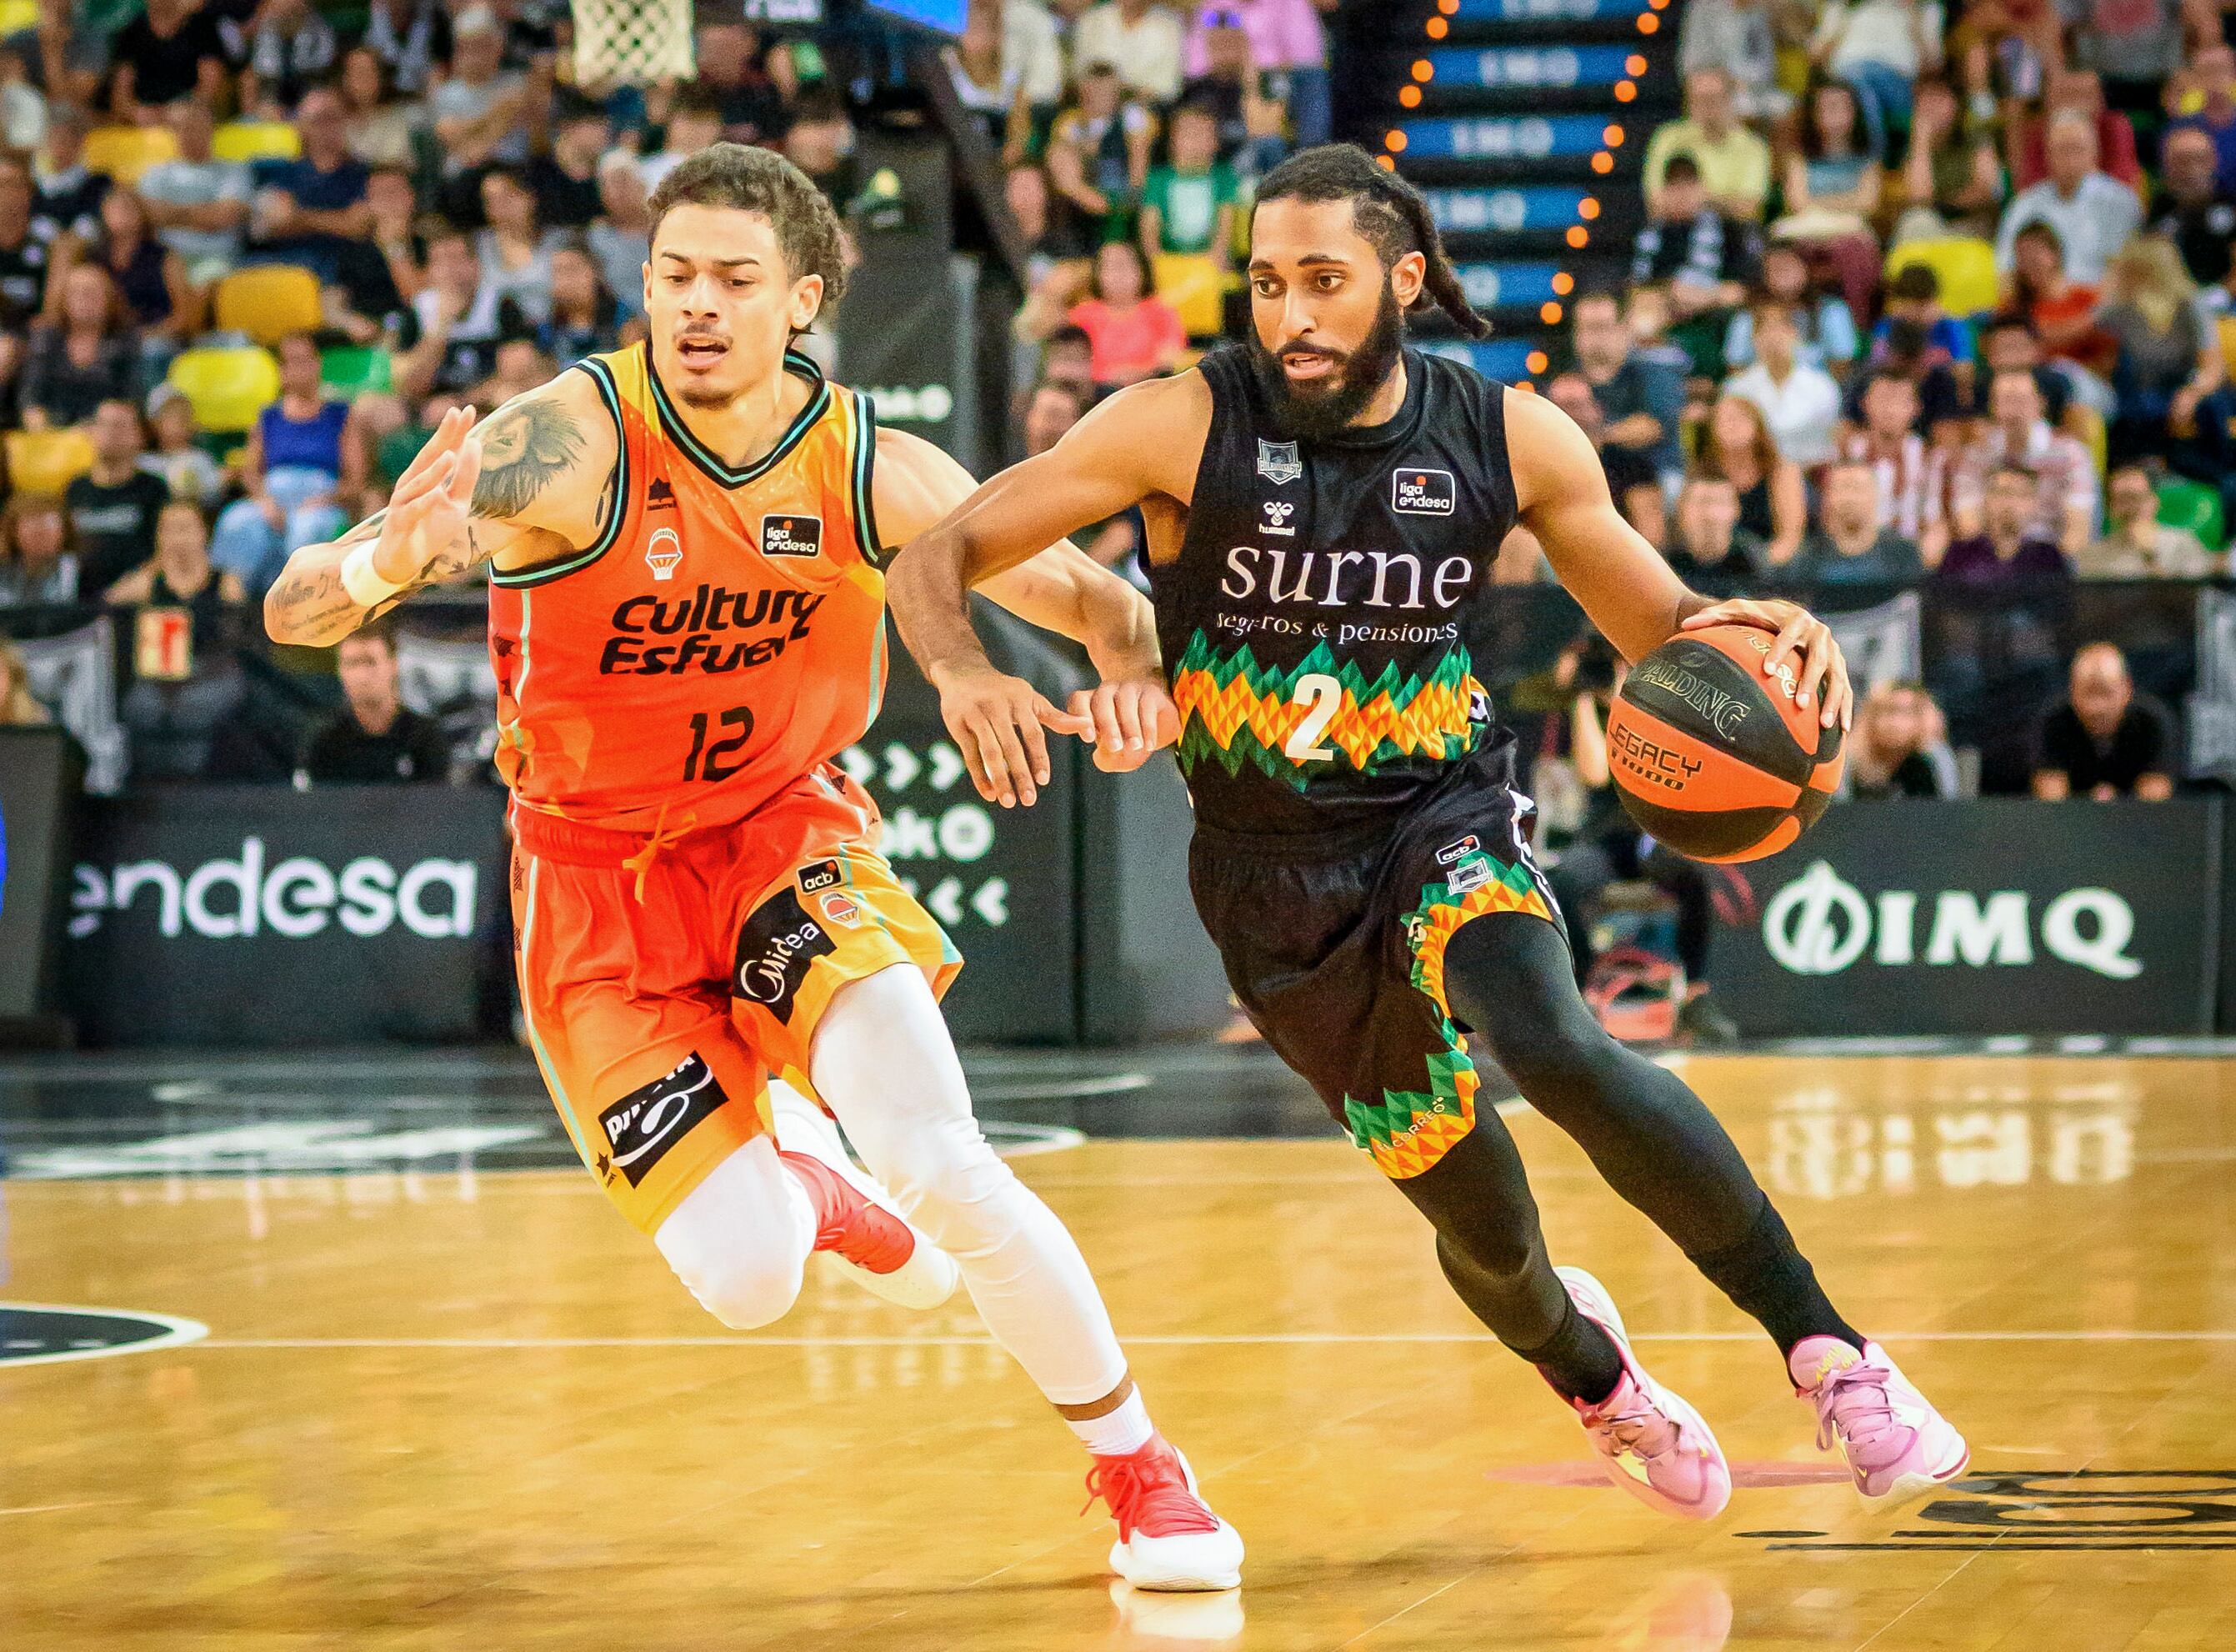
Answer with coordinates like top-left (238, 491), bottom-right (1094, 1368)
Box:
top-left (486, 348), bottom-right (633, 589)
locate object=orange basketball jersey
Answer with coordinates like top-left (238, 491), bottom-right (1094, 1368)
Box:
top-left (488, 344), bottom-right (888, 834)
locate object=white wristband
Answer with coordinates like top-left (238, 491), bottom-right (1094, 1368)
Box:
top-left (339, 543), bottom-right (408, 608)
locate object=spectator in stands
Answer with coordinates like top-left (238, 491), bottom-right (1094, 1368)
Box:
top-left (1678, 0), bottom-right (1786, 123)
top-left (949, 0), bottom-right (1042, 161)
top-left (139, 103), bottom-right (251, 293)
top-left (1572, 289), bottom-right (1686, 496)
top-left (587, 155), bottom-right (651, 314)
top-left (296, 621), bottom-right (452, 786)
top-left (1870, 264), bottom-right (1973, 397)
top-left (783, 89), bottom-right (862, 208)
top-left (53, 186), bottom-right (194, 351)
top-left (249, 88), bottom-right (373, 289)
top-left (526, 102), bottom-right (611, 233)
top-left (1894, 73), bottom-right (2003, 240)
top-left (105, 499), bottom-right (248, 783)
top-left (394, 228), bottom-right (534, 400)
top-left (1140, 102), bottom-right (1239, 273)
top-left (1725, 241), bottom-right (1861, 374)
top-left (1787, 458), bottom-right (1928, 583)
top-left (1622, 284), bottom-right (1696, 379)
top-left (1846, 678), bottom-right (1951, 797)
top-left (338, 46), bottom-right (419, 173)
top-left (1778, 78), bottom-right (1883, 267)
top-left (428, 7), bottom-right (532, 184)
top-left (1038, 323), bottom-right (1098, 403)
top-left (476, 169), bottom-right (561, 325)
top-left (1725, 300), bottom-right (1843, 467)
top-left (1663, 472), bottom-right (1766, 593)
top-left (211, 333), bottom-right (360, 593)
top-left (1940, 462), bottom-right (2073, 586)
top-left (358, 0), bottom-right (451, 95)
top-left (33, 106), bottom-right (108, 244)
top-left (1953, 368), bottom-right (2098, 552)
top-left (0, 157), bottom-right (53, 390)
top-left (66, 398), bottom-right (171, 591)
top-left (0, 496), bottom-right (79, 607)
top-left (0, 43), bottom-right (45, 157)
top-left (541, 241), bottom-right (626, 364)
top-left (1972, 309), bottom-right (2083, 433)
top-left (1022, 377), bottom-right (1141, 569)
top-left (2079, 463), bottom-right (2219, 577)
top-left (1007, 161), bottom-right (1094, 339)
top-left (1993, 112), bottom-right (2140, 285)
top-left (2169, 43), bottom-right (2236, 195)
top-left (360, 166), bottom-right (426, 314)
top-left (2012, 69), bottom-right (2140, 192)
top-left (641, 96), bottom-right (726, 196)
top-left (1809, 0), bottom-right (1943, 145)
top-left (693, 23), bottom-right (794, 145)
top-left (18, 264), bottom-right (141, 431)
top-left (472, 336), bottom-right (561, 411)
top-left (1048, 63), bottom-right (1155, 227)
top-left (2032, 642), bottom-right (2174, 798)
top-left (1182, 8), bottom-right (1292, 177)
top-left (237, 0), bottom-right (339, 119)
top-left (2097, 234), bottom-right (2226, 470)
top-left (1699, 393), bottom-right (1807, 564)
top-left (1644, 68), bottom-right (1773, 223)
top-left (1630, 153), bottom-right (1758, 364)
top-left (1840, 369), bottom-right (1951, 560)
top-left (2149, 126), bottom-right (2236, 293)
top-left (0, 638), bottom-right (50, 724)
top-left (2003, 222), bottom-right (2110, 378)
top-left (1073, 0), bottom-right (1186, 105)
top-left (2076, 0), bottom-right (2182, 111)
top-left (1547, 369), bottom-right (1666, 543)
top-left (1187, 0), bottom-right (1329, 148)
top-left (1066, 239), bottom-right (1185, 387)
top-left (103, 0), bottom-right (228, 122)
top-left (141, 383), bottom-right (225, 508)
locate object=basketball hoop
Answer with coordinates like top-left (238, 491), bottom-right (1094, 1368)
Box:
top-left (573, 0), bottom-right (695, 87)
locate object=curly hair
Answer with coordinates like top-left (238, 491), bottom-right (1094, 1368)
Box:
top-left (647, 142), bottom-right (849, 324)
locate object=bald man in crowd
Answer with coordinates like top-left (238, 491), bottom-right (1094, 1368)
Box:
top-left (2032, 643), bottom-right (2176, 801)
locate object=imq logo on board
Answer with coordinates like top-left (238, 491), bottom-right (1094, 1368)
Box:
top-left (1761, 862), bottom-right (2141, 981)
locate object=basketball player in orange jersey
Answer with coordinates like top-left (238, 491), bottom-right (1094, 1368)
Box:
top-left (263, 143), bottom-right (1243, 1592)
top-left (889, 144), bottom-right (1969, 1519)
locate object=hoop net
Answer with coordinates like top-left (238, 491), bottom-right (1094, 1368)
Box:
top-left (573, 0), bottom-right (694, 87)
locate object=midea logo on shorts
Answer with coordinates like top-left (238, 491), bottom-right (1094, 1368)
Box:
top-left (70, 837), bottom-right (478, 940)
top-left (1763, 861), bottom-right (2141, 980)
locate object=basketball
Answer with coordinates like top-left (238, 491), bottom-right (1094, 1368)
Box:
top-left (1604, 623), bottom-right (1845, 864)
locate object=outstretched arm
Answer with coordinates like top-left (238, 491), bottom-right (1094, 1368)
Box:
top-left (1508, 387), bottom-right (1852, 731)
top-left (265, 375), bottom-right (613, 647)
top-left (884, 373), bottom-right (1206, 805)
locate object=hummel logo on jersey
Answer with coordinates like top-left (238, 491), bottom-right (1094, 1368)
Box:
top-left (762, 513), bottom-right (823, 558)
top-left (1257, 439), bottom-right (1302, 486)
top-left (647, 476), bottom-right (678, 511)
top-left (645, 525), bottom-right (683, 581)
top-left (1393, 468), bottom-right (1456, 515)
top-left (1259, 499), bottom-right (1296, 537)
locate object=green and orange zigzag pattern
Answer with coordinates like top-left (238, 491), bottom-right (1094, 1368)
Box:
top-left (1170, 633), bottom-right (1481, 790)
top-left (1342, 858), bottom-right (1557, 1179)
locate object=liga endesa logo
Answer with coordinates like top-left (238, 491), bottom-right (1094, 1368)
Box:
top-left (70, 837), bottom-right (478, 940)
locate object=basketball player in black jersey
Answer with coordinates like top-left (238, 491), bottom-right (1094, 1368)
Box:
top-left (888, 145), bottom-right (1968, 1517)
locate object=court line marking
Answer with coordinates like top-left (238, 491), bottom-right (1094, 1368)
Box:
top-left (0, 1303), bottom-right (209, 1368)
top-left (180, 1330), bottom-right (2236, 1350)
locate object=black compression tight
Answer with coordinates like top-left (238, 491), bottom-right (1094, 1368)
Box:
top-left (1393, 914), bottom-right (1861, 1397)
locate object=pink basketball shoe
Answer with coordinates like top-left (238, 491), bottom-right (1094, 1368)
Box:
top-left (1555, 1267), bottom-right (1733, 1520)
top-left (1789, 1336), bottom-right (1970, 1509)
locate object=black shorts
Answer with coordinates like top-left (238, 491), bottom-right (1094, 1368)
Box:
top-left (1188, 742), bottom-right (1566, 1182)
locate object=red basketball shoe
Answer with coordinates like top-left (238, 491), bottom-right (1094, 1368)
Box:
top-left (1085, 1434), bottom-right (1245, 1591)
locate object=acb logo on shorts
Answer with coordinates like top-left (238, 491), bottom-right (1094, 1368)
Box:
top-left (597, 1052), bottom-right (728, 1187)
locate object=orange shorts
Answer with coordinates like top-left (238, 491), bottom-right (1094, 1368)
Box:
top-left (510, 764), bottom-right (963, 1234)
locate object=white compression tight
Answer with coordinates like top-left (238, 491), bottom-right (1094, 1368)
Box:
top-left (652, 963), bottom-right (1130, 1407)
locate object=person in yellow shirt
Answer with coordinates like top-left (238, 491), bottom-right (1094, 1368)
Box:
top-left (1643, 68), bottom-right (1774, 223)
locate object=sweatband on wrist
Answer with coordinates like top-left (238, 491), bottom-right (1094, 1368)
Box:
top-left (340, 543), bottom-right (407, 608)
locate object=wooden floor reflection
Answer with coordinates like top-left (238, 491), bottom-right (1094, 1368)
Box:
top-left (4, 1053), bottom-right (2234, 1650)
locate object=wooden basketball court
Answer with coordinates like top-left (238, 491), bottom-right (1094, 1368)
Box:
top-left (4, 1049), bottom-right (2232, 1649)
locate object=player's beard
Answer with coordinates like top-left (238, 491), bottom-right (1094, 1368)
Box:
top-left (1248, 278), bottom-right (1406, 443)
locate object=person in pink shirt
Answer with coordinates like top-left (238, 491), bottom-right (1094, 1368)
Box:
top-left (1066, 241), bottom-right (1188, 386)
top-left (1183, 0), bottom-right (1331, 145)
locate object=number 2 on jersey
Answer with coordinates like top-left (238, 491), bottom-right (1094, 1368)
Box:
top-left (1283, 673), bottom-right (1343, 763)
top-left (683, 706), bottom-right (754, 782)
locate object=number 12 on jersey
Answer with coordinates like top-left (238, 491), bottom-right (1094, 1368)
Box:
top-left (1283, 673), bottom-right (1343, 763)
top-left (683, 706), bottom-right (755, 782)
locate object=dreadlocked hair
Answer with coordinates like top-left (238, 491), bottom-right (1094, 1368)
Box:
top-left (1253, 143), bottom-right (1492, 340)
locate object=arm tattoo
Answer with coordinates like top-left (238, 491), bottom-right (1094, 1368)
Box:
top-left (472, 398), bottom-right (584, 520)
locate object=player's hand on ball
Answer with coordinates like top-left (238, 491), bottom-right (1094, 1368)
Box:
top-left (930, 659), bottom-right (1092, 808)
top-left (1681, 598), bottom-right (1853, 732)
top-left (375, 406), bottom-right (483, 585)
top-left (1068, 678), bottom-right (1179, 773)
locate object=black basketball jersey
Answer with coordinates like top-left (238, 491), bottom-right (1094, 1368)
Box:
top-left (1148, 344), bottom-right (1521, 835)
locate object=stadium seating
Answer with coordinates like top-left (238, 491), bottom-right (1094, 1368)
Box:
top-left (320, 346), bottom-right (393, 398)
top-left (166, 346), bottom-right (282, 433)
top-left (213, 266), bottom-right (323, 346)
top-left (82, 124), bottom-right (180, 184)
top-left (4, 428), bottom-right (97, 495)
top-left (1883, 238), bottom-right (2000, 319)
top-left (211, 122), bottom-right (303, 163)
top-left (2158, 477), bottom-right (2226, 552)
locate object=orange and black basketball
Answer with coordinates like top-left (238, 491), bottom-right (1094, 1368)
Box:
top-left (1604, 623), bottom-right (1844, 864)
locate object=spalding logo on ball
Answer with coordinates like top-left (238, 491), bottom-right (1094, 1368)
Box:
top-left (1605, 623), bottom-right (1844, 863)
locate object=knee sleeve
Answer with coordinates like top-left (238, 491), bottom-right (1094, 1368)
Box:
top-left (653, 1137), bottom-right (813, 1330)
